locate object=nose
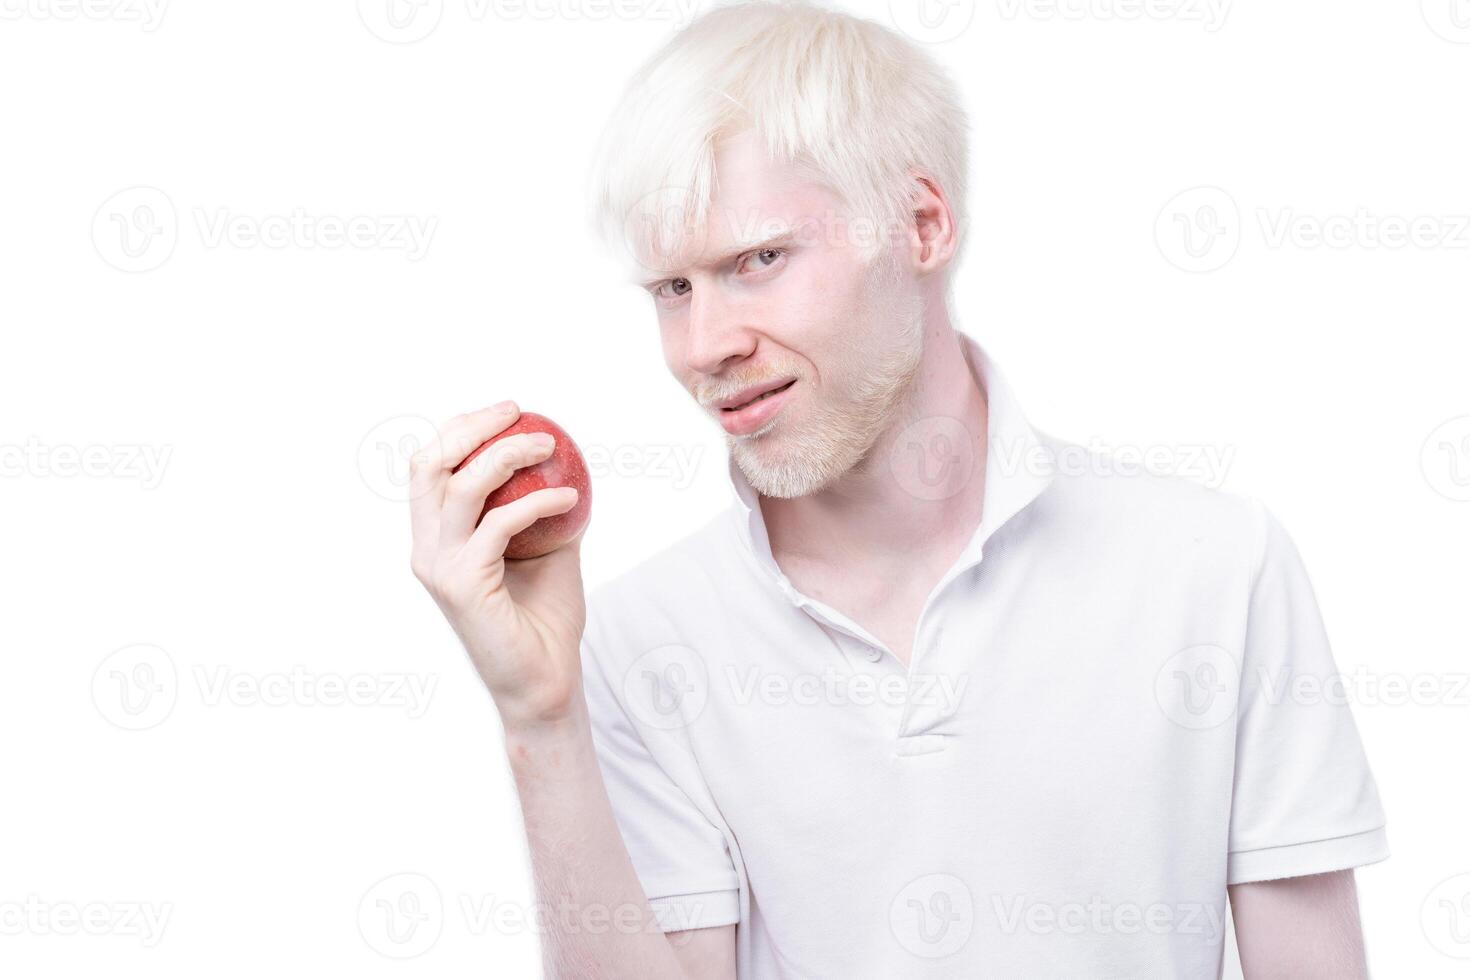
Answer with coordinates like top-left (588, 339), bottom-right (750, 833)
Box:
top-left (683, 282), bottom-right (756, 378)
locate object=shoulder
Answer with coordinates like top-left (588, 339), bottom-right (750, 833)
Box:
top-left (1031, 433), bottom-right (1272, 573)
top-left (582, 508), bottom-right (748, 662)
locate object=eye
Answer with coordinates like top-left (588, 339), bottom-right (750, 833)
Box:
top-left (740, 247), bottom-right (786, 273)
top-left (653, 277), bottom-right (692, 301)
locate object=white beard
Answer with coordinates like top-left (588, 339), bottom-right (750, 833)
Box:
top-left (730, 250), bottom-right (926, 499)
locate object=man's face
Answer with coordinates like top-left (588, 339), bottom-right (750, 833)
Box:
top-left (639, 131), bottom-right (925, 499)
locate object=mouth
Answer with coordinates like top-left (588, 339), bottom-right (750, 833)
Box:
top-left (719, 378), bottom-right (797, 412)
top-left (716, 379), bottom-right (798, 437)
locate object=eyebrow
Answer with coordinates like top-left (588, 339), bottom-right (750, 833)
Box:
top-left (632, 229), bottom-right (799, 288)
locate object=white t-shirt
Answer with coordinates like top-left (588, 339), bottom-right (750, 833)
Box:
top-left (579, 334), bottom-right (1388, 978)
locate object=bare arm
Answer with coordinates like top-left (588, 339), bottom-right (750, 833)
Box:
top-left (409, 402), bottom-right (735, 980)
top-left (1229, 870), bottom-right (1367, 979)
top-left (508, 700), bottom-right (734, 979)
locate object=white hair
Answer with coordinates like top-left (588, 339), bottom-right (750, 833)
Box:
top-left (588, 0), bottom-right (970, 273)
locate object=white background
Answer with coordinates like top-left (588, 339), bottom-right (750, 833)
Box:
top-left (2, 0), bottom-right (1467, 976)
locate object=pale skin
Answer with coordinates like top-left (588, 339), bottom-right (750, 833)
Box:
top-left (409, 132), bottom-right (1369, 978)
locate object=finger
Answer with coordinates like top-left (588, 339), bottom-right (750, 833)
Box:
top-left (412, 401), bottom-right (522, 487)
top-left (408, 401), bottom-right (521, 544)
top-left (465, 485), bottom-right (581, 563)
top-left (440, 431), bottom-right (556, 546)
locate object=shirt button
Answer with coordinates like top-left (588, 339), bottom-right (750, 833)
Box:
top-left (866, 647), bottom-right (883, 662)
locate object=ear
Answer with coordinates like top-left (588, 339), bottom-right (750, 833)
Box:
top-left (905, 171), bottom-right (958, 276)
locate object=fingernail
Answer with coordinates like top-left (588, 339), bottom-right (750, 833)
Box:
top-left (531, 432), bottom-right (555, 448)
top-left (493, 399), bottom-right (517, 413)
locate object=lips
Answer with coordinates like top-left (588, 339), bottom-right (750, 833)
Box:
top-left (718, 378), bottom-right (797, 412)
top-left (716, 379), bottom-right (797, 437)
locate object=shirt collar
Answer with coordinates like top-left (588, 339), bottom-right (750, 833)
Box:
top-left (725, 332), bottom-right (1056, 592)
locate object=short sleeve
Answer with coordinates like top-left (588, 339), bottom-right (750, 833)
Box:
top-left (579, 619), bottom-right (741, 931)
top-left (1226, 501), bottom-right (1389, 884)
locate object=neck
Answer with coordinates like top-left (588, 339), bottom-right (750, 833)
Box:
top-left (760, 313), bottom-right (989, 568)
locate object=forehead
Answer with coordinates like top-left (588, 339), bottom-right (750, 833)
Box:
top-left (633, 131), bottom-right (846, 279)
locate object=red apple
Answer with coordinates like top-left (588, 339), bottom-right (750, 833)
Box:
top-left (454, 412), bottom-right (591, 560)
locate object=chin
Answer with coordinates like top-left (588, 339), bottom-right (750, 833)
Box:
top-left (733, 419), bottom-right (864, 499)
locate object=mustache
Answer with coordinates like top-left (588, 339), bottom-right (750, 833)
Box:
top-left (696, 369), bottom-right (801, 407)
